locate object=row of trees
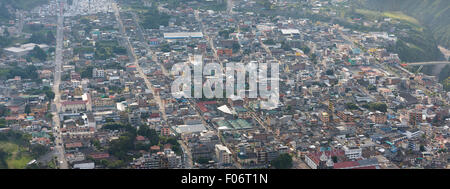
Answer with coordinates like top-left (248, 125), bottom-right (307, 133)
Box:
top-left (141, 7), bottom-right (170, 29)
top-left (94, 41), bottom-right (127, 60)
top-left (362, 102), bottom-right (388, 112)
top-left (30, 45), bottom-right (48, 61)
top-left (102, 122), bottom-right (182, 165)
top-left (26, 86), bottom-right (55, 101)
top-left (29, 31), bottom-right (55, 45)
top-left (0, 65), bottom-right (39, 81)
top-left (271, 153), bottom-right (293, 169)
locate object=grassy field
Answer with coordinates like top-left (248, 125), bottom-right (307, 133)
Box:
top-left (354, 9), bottom-right (420, 25)
top-left (0, 142), bottom-right (33, 169)
top-left (382, 11), bottom-right (420, 25)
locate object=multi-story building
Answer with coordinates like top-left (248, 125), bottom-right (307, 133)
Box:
top-left (215, 144), bottom-right (232, 165)
top-left (372, 111), bottom-right (387, 124)
top-left (343, 146), bottom-right (362, 160)
top-left (92, 68), bottom-right (105, 78)
top-left (321, 112), bottom-right (330, 124)
top-left (409, 111), bottom-right (423, 126)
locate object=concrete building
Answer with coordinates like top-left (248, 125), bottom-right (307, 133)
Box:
top-left (4, 43), bottom-right (49, 57)
top-left (215, 144), bottom-right (232, 165)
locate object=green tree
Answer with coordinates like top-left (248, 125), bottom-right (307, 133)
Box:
top-left (281, 41), bottom-right (291, 51)
top-left (31, 45), bottom-right (47, 61)
top-left (0, 119), bottom-right (6, 128)
top-left (30, 144), bottom-right (49, 159)
top-left (24, 104), bottom-right (31, 115)
top-left (0, 105), bottom-right (10, 117)
top-left (0, 149), bottom-right (8, 169)
top-left (46, 31), bottom-right (55, 44)
top-left (137, 126), bottom-right (159, 145)
top-left (80, 66), bottom-right (94, 79)
top-left (443, 77), bottom-right (450, 92)
top-left (271, 153), bottom-right (293, 169)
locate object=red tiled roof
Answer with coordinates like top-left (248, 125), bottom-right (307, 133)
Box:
top-left (61, 100), bottom-right (87, 106)
top-left (150, 145), bottom-right (160, 151)
top-left (150, 113), bottom-right (160, 118)
top-left (136, 135), bottom-right (146, 141)
top-left (90, 153), bottom-right (110, 159)
top-left (307, 149), bottom-right (345, 164)
top-left (334, 161), bottom-right (360, 169)
top-left (197, 101), bottom-right (217, 112)
top-left (353, 165), bottom-right (377, 169)
top-left (65, 142), bottom-right (83, 148)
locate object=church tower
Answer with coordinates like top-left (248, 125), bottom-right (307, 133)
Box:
top-left (318, 151), bottom-right (328, 169)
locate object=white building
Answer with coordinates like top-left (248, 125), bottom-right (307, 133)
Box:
top-left (343, 146), bottom-right (362, 160)
top-left (4, 43), bottom-right (49, 57)
top-left (73, 162), bottom-right (95, 169)
top-left (404, 129), bottom-right (423, 139)
top-left (215, 144), bottom-right (232, 165)
top-left (93, 68), bottom-right (105, 78)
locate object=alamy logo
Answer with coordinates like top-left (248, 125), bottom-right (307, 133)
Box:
top-left (171, 62), bottom-right (279, 110)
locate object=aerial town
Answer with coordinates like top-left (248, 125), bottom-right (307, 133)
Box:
top-left (0, 0), bottom-right (449, 170)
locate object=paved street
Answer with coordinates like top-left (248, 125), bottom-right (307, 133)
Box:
top-left (51, 1), bottom-right (68, 169)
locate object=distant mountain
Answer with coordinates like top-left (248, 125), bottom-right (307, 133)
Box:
top-left (353, 0), bottom-right (450, 49)
top-left (3, 0), bottom-right (49, 10)
top-left (0, 2), bottom-right (13, 22)
top-left (0, 0), bottom-right (49, 24)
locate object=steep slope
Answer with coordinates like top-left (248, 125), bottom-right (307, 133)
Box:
top-left (0, 0), bottom-right (49, 22)
top-left (354, 0), bottom-right (450, 49)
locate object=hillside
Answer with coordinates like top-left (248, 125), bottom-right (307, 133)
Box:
top-left (353, 0), bottom-right (450, 49)
top-left (4, 0), bottom-right (49, 10)
top-left (0, 0), bottom-right (49, 22)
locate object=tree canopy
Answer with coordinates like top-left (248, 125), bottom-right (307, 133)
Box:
top-left (271, 153), bottom-right (293, 169)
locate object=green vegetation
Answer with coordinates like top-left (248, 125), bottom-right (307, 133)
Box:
top-left (0, 105), bottom-right (10, 117)
top-left (443, 77), bottom-right (450, 92)
top-left (101, 122), bottom-right (182, 166)
top-left (0, 3), bottom-right (12, 22)
top-left (263, 39), bottom-right (276, 45)
top-left (0, 0), bottom-right (49, 22)
top-left (200, 0), bottom-right (227, 12)
top-left (232, 43), bottom-right (241, 52)
top-left (271, 153), bottom-right (293, 169)
top-left (0, 131), bottom-right (48, 169)
top-left (257, 0), bottom-right (273, 10)
top-left (386, 28), bottom-right (444, 62)
top-left (28, 31), bottom-right (56, 45)
top-left (195, 157), bottom-right (212, 164)
top-left (362, 102), bottom-right (388, 112)
top-left (26, 86), bottom-right (55, 101)
top-left (160, 43), bottom-right (171, 52)
top-left (3, 0), bottom-right (49, 10)
top-left (219, 28), bottom-right (235, 39)
top-left (438, 65), bottom-right (450, 82)
top-left (345, 103), bottom-right (359, 110)
top-left (80, 66), bottom-right (94, 79)
top-left (104, 62), bottom-right (125, 70)
top-left (281, 41), bottom-right (292, 51)
top-left (73, 47), bottom-right (95, 55)
top-left (140, 7), bottom-right (170, 29)
top-left (0, 65), bottom-right (39, 81)
top-left (353, 0), bottom-right (450, 49)
top-left (30, 45), bottom-right (48, 61)
top-left (94, 41), bottom-right (126, 60)
top-left (367, 84), bottom-right (377, 91)
top-left (339, 6), bottom-right (445, 62)
top-left (137, 126), bottom-right (159, 145)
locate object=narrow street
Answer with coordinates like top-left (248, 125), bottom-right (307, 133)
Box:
top-left (51, 1), bottom-right (68, 169)
top-left (112, 3), bottom-right (167, 121)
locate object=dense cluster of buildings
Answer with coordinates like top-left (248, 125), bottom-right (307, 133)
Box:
top-left (0, 0), bottom-right (449, 169)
